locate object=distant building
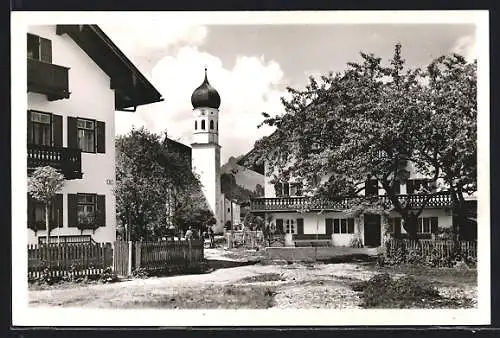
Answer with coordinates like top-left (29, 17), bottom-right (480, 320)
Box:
top-left (27, 25), bottom-right (163, 245)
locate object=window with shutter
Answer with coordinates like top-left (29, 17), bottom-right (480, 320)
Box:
top-left (96, 121), bottom-right (105, 153)
top-left (347, 218), bottom-right (355, 234)
top-left (325, 218), bottom-right (333, 235)
top-left (67, 117), bottom-right (78, 149)
top-left (52, 114), bottom-right (63, 147)
top-left (296, 218), bottom-right (304, 235)
top-left (97, 195), bottom-right (106, 227)
top-left (67, 194), bottom-right (78, 227)
top-left (29, 110), bottom-right (52, 146)
top-left (40, 37), bottom-right (52, 63)
top-left (26, 34), bottom-right (52, 63)
top-left (275, 219), bottom-right (284, 233)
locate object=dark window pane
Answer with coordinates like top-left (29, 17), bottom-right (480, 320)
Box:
top-left (341, 219), bottom-right (347, 233)
top-left (283, 183), bottom-right (290, 196)
top-left (201, 120), bottom-right (206, 130)
top-left (27, 34), bottom-right (39, 60)
top-left (333, 219), bottom-right (340, 234)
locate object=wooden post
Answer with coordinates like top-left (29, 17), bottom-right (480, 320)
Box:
top-left (127, 241), bottom-right (133, 276)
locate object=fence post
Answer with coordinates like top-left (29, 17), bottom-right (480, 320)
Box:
top-left (136, 242), bottom-right (142, 269)
top-left (127, 241), bottom-right (133, 276)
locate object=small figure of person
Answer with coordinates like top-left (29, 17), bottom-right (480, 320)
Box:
top-left (208, 226), bottom-right (215, 248)
top-left (185, 226), bottom-right (193, 241)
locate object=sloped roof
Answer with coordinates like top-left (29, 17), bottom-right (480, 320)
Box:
top-left (56, 24), bottom-right (163, 111)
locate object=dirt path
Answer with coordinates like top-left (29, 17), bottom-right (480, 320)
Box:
top-left (29, 261), bottom-right (377, 308)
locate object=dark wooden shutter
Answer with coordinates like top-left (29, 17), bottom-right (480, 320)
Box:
top-left (52, 114), bottom-right (63, 147)
top-left (394, 182), bottom-right (401, 195)
top-left (97, 195), bottom-right (106, 227)
top-left (431, 217), bottom-right (438, 234)
top-left (325, 218), bottom-right (333, 235)
top-left (27, 111), bottom-right (33, 144)
top-left (40, 37), bottom-right (52, 63)
top-left (394, 217), bottom-right (402, 237)
top-left (348, 218), bottom-right (355, 233)
top-left (67, 117), bottom-right (77, 148)
top-left (27, 193), bottom-right (34, 228)
top-left (96, 121), bottom-right (106, 153)
top-left (296, 218), bottom-right (304, 234)
top-left (406, 180), bottom-right (414, 194)
top-left (275, 219), bottom-right (284, 234)
top-left (67, 194), bottom-right (78, 227)
top-left (53, 194), bottom-right (63, 227)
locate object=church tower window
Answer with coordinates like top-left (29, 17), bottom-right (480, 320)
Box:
top-left (195, 120), bottom-right (197, 130)
top-left (201, 120), bottom-right (206, 130)
top-left (210, 120), bottom-right (214, 130)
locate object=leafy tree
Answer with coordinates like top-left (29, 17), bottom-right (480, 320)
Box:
top-left (245, 44), bottom-right (476, 240)
top-left (115, 127), bottom-right (214, 241)
top-left (28, 166), bottom-right (64, 244)
top-left (415, 55), bottom-right (477, 239)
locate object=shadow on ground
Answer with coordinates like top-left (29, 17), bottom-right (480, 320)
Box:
top-left (205, 259), bottom-right (259, 270)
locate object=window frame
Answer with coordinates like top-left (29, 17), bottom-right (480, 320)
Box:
top-left (29, 110), bottom-right (53, 146)
top-left (330, 217), bottom-right (355, 234)
top-left (27, 33), bottom-right (51, 63)
top-left (417, 217), bottom-right (438, 234)
top-left (285, 219), bottom-right (296, 234)
top-left (77, 193), bottom-right (97, 225)
top-left (76, 117), bottom-right (97, 153)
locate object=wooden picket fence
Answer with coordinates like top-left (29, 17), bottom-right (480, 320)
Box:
top-left (385, 239), bottom-right (477, 260)
top-left (134, 240), bottom-right (204, 271)
top-left (28, 242), bottom-right (113, 279)
top-left (112, 239), bottom-right (205, 276)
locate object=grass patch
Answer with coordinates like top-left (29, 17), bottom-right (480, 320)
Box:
top-left (352, 273), bottom-right (474, 309)
top-left (117, 284), bottom-right (277, 309)
top-left (238, 273), bottom-right (286, 283)
top-left (363, 263), bottom-right (477, 288)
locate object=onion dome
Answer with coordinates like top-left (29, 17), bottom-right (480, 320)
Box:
top-left (191, 67), bottom-right (221, 109)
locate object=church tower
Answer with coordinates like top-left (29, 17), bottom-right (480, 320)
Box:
top-left (190, 67), bottom-right (222, 232)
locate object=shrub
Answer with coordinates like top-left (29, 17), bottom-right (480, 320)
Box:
top-left (352, 273), bottom-right (468, 308)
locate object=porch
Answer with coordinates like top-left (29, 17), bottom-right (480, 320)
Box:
top-left (250, 193), bottom-right (452, 212)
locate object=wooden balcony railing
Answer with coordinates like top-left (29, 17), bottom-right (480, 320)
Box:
top-left (27, 58), bottom-right (70, 101)
top-left (27, 144), bottom-right (82, 179)
top-left (250, 193), bottom-right (452, 212)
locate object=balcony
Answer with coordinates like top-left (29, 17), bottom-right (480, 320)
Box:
top-left (27, 58), bottom-right (70, 101)
top-left (250, 193), bottom-right (452, 212)
top-left (28, 144), bottom-right (82, 180)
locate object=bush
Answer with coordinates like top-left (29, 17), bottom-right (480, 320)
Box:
top-left (353, 273), bottom-right (439, 308)
top-left (383, 240), bottom-right (476, 268)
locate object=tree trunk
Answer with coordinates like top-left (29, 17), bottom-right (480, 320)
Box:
top-left (45, 203), bottom-right (50, 245)
top-left (402, 212), bottom-right (419, 241)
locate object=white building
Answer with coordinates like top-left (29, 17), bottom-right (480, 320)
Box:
top-left (190, 68), bottom-right (224, 233)
top-left (27, 25), bottom-right (163, 245)
top-left (220, 193), bottom-right (241, 230)
top-left (239, 149), bottom-right (466, 248)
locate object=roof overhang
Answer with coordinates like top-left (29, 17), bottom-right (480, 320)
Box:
top-left (56, 24), bottom-right (164, 111)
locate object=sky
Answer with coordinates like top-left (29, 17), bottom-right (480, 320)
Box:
top-left (100, 22), bottom-right (476, 164)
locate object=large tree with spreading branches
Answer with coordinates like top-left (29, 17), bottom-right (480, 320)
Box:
top-left (243, 44), bottom-right (476, 240)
